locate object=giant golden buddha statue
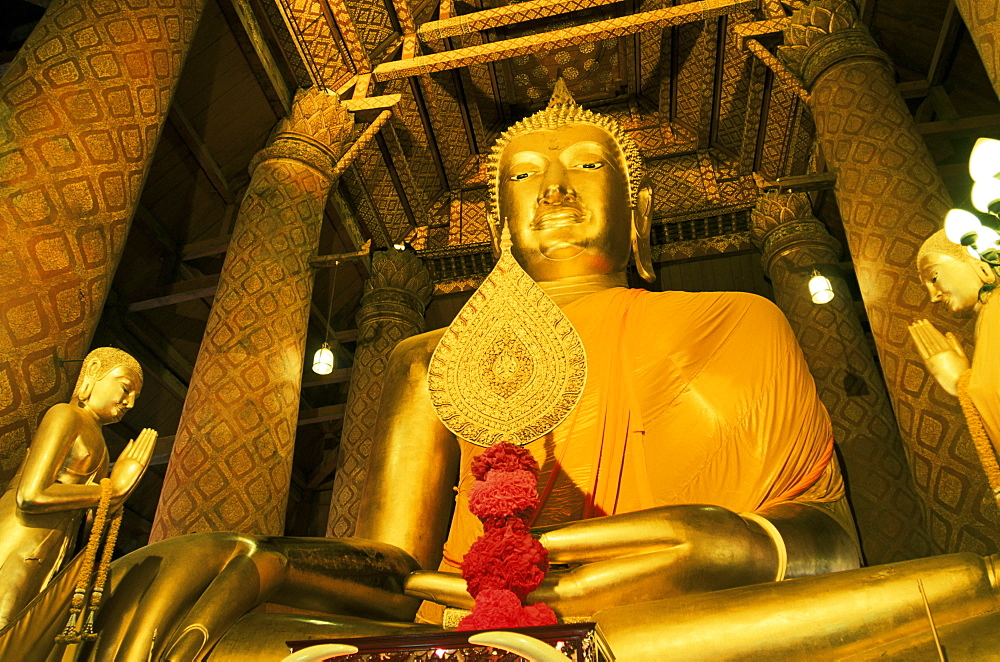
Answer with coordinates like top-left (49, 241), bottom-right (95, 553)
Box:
top-left (16, 84), bottom-right (1000, 661)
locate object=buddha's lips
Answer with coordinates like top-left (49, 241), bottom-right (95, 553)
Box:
top-left (531, 206), bottom-right (585, 230)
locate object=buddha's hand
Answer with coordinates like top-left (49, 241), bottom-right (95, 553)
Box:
top-left (405, 506), bottom-right (780, 619)
top-left (109, 428), bottom-right (157, 508)
top-left (908, 319), bottom-right (969, 396)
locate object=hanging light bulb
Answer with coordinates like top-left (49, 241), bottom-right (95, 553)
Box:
top-left (944, 208), bottom-right (983, 246)
top-left (972, 178), bottom-right (1000, 214)
top-left (969, 138), bottom-right (1000, 182)
top-left (311, 260), bottom-right (341, 375)
top-left (312, 342), bottom-right (335, 375)
top-left (808, 270), bottom-right (835, 304)
top-left (974, 225), bottom-right (1000, 260)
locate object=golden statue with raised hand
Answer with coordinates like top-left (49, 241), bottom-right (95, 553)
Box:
top-left (0, 347), bottom-right (155, 631)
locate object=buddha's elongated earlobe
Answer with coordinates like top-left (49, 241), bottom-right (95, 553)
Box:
top-left (631, 180), bottom-right (654, 282)
top-left (76, 359), bottom-right (101, 402)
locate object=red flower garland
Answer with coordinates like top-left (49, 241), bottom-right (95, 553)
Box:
top-left (457, 442), bottom-right (558, 631)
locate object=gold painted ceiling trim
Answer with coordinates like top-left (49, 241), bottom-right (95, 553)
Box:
top-left (745, 38), bottom-right (810, 102)
top-left (418, 0), bottom-right (625, 41)
top-left (373, 0), bottom-right (758, 81)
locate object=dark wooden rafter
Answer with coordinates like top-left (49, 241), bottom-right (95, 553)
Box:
top-left (218, 0), bottom-right (294, 116)
top-left (298, 404), bottom-right (347, 425)
top-left (127, 274), bottom-right (220, 312)
top-left (752, 66), bottom-right (774, 173)
top-left (167, 105), bottom-right (236, 207)
top-left (708, 15), bottom-right (728, 148)
top-left (374, 131), bottom-right (418, 226)
top-left (927, 1), bottom-right (964, 87)
top-left (181, 234), bottom-right (231, 261)
top-left (408, 77), bottom-right (451, 189)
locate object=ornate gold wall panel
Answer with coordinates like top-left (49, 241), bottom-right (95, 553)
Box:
top-left (752, 193), bottom-right (933, 564)
top-left (385, 78), bottom-right (444, 203)
top-left (416, 73), bottom-right (473, 189)
top-left (273, 0), bottom-right (355, 85)
top-left (954, 0), bottom-right (1000, 101)
top-left (326, 249), bottom-right (432, 536)
top-left (0, 0), bottom-right (205, 485)
top-left (782, 0), bottom-right (1000, 554)
top-left (151, 90), bottom-right (351, 541)
top-left (673, 21), bottom-right (715, 143)
top-left (715, 13), bottom-right (755, 158)
top-left (372, 0), bottom-right (755, 81)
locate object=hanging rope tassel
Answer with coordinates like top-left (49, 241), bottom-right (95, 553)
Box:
top-left (55, 478), bottom-right (114, 645)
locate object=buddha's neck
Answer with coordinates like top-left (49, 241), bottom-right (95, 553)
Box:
top-left (536, 272), bottom-right (628, 307)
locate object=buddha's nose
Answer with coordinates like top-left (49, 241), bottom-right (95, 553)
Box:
top-left (925, 283), bottom-right (943, 302)
top-left (538, 182), bottom-right (576, 206)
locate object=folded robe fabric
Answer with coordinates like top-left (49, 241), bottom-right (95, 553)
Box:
top-left (436, 286), bottom-right (844, 577)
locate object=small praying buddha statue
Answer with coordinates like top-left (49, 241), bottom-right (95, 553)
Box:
top-left (909, 231), bottom-right (1000, 452)
top-left (0, 347), bottom-right (155, 630)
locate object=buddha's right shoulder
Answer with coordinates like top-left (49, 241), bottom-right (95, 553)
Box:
top-left (44, 402), bottom-right (76, 417)
top-left (388, 327), bottom-right (447, 366)
top-left (38, 402), bottom-right (81, 428)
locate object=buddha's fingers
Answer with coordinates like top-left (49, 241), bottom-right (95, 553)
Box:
top-left (945, 332), bottom-right (968, 359)
top-left (908, 321), bottom-right (933, 359)
top-left (403, 570), bottom-right (474, 609)
top-left (915, 320), bottom-right (950, 357)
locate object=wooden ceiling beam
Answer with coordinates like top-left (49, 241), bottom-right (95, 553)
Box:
top-left (181, 234), bottom-right (231, 261)
top-left (127, 274), bottom-right (220, 312)
top-left (219, 0), bottom-right (294, 115)
top-left (302, 367), bottom-right (352, 388)
top-left (374, 0), bottom-right (756, 81)
top-left (927, 1), bottom-right (963, 87)
top-left (298, 404), bottom-right (347, 426)
top-left (418, 0), bottom-right (624, 41)
top-left (917, 113), bottom-right (1000, 137)
top-left (168, 105), bottom-right (236, 207)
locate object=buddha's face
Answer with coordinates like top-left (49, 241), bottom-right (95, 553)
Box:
top-left (498, 123), bottom-right (632, 282)
top-left (84, 366), bottom-right (142, 425)
top-left (919, 253), bottom-right (988, 317)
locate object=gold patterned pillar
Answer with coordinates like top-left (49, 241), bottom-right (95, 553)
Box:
top-left (955, 0), bottom-right (1000, 101)
top-left (781, 0), bottom-right (1000, 553)
top-left (326, 248), bottom-right (432, 537)
top-left (151, 89), bottom-right (351, 541)
top-left (751, 192), bottom-right (932, 564)
top-left (0, 0), bottom-right (205, 484)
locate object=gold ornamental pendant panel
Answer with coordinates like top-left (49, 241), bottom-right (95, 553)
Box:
top-left (428, 235), bottom-right (587, 447)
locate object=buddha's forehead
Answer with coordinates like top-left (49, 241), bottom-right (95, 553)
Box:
top-left (105, 365), bottom-right (142, 387)
top-left (500, 123), bottom-right (621, 162)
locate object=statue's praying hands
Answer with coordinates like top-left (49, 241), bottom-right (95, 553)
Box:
top-left (908, 318), bottom-right (970, 396)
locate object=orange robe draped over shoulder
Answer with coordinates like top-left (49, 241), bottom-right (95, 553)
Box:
top-left (438, 287), bottom-right (843, 572)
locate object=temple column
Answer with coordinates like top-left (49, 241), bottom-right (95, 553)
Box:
top-left (326, 248), bottom-right (432, 537)
top-left (151, 89), bottom-right (352, 541)
top-left (954, 0), bottom-right (1000, 101)
top-left (780, 0), bottom-right (1000, 552)
top-left (751, 192), bottom-right (931, 564)
top-left (0, 0), bottom-right (205, 484)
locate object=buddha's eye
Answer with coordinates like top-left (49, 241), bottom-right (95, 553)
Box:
top-left (509, 172), bottom-right (533, 181)
top-left (577, 162), bottom-right (603, 170)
